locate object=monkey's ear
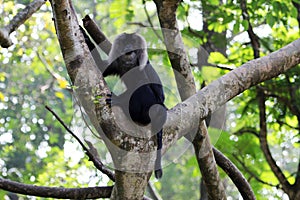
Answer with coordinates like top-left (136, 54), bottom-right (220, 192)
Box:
top-left (138, 49), bottom-right (148, 70)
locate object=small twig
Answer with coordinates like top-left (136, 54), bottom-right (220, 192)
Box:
top-left (72, 95), bottom-right (102, 140)
top-left (142, 0), bottom-right (163, 42)
top-left (45, 105), bottom-right (115, 181)
top-left (37, 52), bottom-right (63, 80)
top-left (127, 22), bottom-right (149, 27)
top-left (191, 62), bottom-right (234, 71)
top-left (233, 127), bottom-right (259, 137)
top-left (232, 154), bottom-right (279, 188)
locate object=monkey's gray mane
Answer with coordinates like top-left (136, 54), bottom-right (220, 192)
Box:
top-left (108, 32), bottom-right (149, 70)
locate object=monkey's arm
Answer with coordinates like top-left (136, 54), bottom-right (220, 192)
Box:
top-left (102, 61), bottom-right (119, 77)
top-left (80, 26), bottom-right (96, 51)
top-left (80, 26), bottom-right (112, 75)
top-left (105, 91), bottom-right (128, 108)
top-left (144, 62), bottom-right (165, 104)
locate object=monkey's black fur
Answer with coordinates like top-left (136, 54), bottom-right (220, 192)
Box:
top-left (82, 29), bottom-right (166, 178)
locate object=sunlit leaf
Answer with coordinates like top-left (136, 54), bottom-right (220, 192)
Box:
top-left (233, 21), bottom-right (240, 34)
top-left (266, 13), bottom-right (276, 27)
top-left (57, 78), bottom-right (68, 89)
top-left (0, 72), bottom-right (6, 82)
top-left (209, 0), bottom-right (219, 6)
top-left (0, 92), bottom-right (4, 101)
top-left (208, 52), bottom-right (228, 64)
top-left (241, 20), bottom-right (249, 31)
top-left (55, 91), bottom-right (64, 99)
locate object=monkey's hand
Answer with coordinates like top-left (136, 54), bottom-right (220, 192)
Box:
top-left (106, 93), bottom-right (114, 108)
top-left (106, 93), bottom-right (124, 108)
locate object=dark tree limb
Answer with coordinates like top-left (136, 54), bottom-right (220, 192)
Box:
top-left (213, 147), bottom-right (256, 200)
top-left (0, 178), bottom-right (112, 199)
top-left (257, 89), bottom-right (292, 193)
top-left (240, 0), bottom-right (260, 59)
top-left (258, 87), bottom-right (300, 199)
top-left (0, 0), bottom-right (46, 48)
top-left (234, 127), bottom-right (259, 137)
top-left (292, 1), bottom-right (300, 30)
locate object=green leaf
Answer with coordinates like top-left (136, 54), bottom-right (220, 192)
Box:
top-left (266, 13), bottom-right (276, 27)
top-left (209, 0), bottom-right (219, 6)
top-left (0, 72), bottom-right (6, 81)
top-left (233, 21), bottom-right (240, 34)
top-left (272, 1), bottom-right (281, 13)
top-left (0, 92), bottom-right (4, 101)
top-left (55, 92), bottom-right (64, 99)
top-left (291, 7), bottom-right (298, 19)
top-left (241, 20), bottom-right (249, 31)
top-left (208, 52), bottom-right (228, 64)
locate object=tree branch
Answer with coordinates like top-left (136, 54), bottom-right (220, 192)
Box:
top-left (232, 154), bottom-right (279, 188)
top-left (234, 127), bottom-right (259, 137)
top-left (153, 1), bottom-right (226, 199)
top-left (0, 178), bottom-right (112, 199)
top-left (0, 0), bottom-right (46, 48)
top-left (213, 147), bottom-right (256, 200)
top-left (257, 88), bottom-right (292, 193)
top-left (82, 15), bottom-right (111, 55)
top-left (240, 0), bottom-right (260, 59)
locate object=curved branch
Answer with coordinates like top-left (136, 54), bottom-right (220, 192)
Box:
top-left (213, 147), bottom-right (256, 200)
top-left (232, 154), bottom-right (279, 188)
top-left (234, 127), bottom-right (259, 137)
top-left (0, 0), bottom-right (45, 48)
top-left (257, 89), bottom-right (292, 193)
top-left (0, 178), bottom-right (112, 199)
top-left (187, 39), bottom-right (300, 122)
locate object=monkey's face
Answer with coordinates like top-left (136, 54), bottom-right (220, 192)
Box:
top-left (111, 33), bottom-right (147, 67)
top-left (119, 50), bottom-right (138, 67)
top-left (106, 33), bottom-right (149, 77)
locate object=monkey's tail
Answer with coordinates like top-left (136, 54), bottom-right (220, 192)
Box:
top-left (154, 130), bottom-right (163, 179)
